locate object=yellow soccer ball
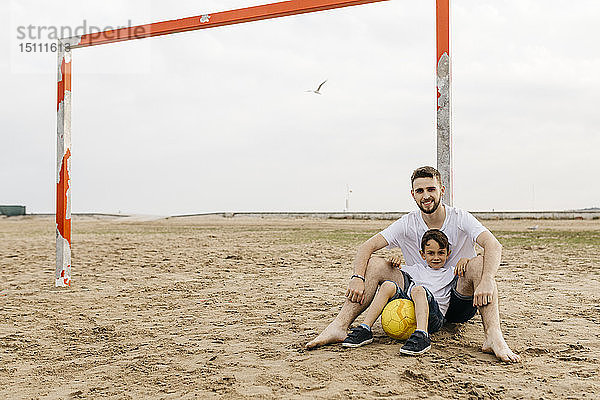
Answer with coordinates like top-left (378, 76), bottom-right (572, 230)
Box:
top-left (381, 299), bottom-right (417, 340)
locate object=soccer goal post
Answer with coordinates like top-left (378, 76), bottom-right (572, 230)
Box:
top-left (55, 0), bottom-right (453, 287)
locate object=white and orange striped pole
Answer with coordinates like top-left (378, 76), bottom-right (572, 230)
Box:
top-left (436, 0), bottom-right (453, 205)
top-left (56, 37), bottom-right (81, 287)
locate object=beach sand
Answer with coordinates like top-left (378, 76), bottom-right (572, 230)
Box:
top-left (1, 215), bottom-right (598, 399)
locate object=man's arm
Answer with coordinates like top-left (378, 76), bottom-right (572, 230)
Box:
top-left (473, 230), bottom-right (503, 306)
top-left (346, 233), bottom-right (389, 304)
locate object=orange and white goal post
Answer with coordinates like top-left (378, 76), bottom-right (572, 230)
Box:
top-left (55, 0), bottom-right (452, 287)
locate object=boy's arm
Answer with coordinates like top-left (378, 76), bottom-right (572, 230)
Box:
top-left (346, 233), bottom-right (389, 304)
top-left (474, 230), bottom-right (503, 306)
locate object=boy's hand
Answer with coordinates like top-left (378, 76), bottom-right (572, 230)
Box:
top-left (388, 255), bottom-right (402, 268)
top-left (346, 278), bottom-right (365, 304)
top-left (455, 257), bottom-right (470, 277)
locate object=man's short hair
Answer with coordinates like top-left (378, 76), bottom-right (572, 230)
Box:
top-left (421, 229), bottom-right (450, 252)
top-left (411, 166), bottom-right (442, 187)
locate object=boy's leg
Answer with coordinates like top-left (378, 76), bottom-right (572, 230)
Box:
top-left (306, 257), bottom-right (405, 349)
top-left (410, 286), bottom-right (430, 333)
top-left (399, 285), bottom-right (431, 355)
top-left (400, 286), bottom-right (443, 356)
top-left (454, 256), bottom-right (520, 362)
top-left (361, 280), bottom-right (398, 327)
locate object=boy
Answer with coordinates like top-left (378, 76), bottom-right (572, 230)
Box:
top-left (341, 229), bottom-right (470, 355)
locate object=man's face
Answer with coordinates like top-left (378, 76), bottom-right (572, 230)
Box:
top-left (420, 239), bottom-right (449, 269)
top-left (411, 177), bottom-right (444, 214)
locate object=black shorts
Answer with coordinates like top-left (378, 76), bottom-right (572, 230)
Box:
top-left (444, 276), bottom-right (478, 324)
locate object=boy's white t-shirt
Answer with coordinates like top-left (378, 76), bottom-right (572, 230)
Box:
top-left (401, 263), bottom-right (456, 316)
top-left (379, 204), bottom-right (488, 269)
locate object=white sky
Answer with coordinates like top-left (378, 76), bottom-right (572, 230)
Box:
top-left (1, 0), bottom-right (599, 215)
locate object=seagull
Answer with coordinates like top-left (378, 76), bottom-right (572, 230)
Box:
top-left (306, 79), bottom-right (327, 94)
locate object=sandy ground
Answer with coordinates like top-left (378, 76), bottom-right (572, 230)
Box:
top-left (0, 215), bottom-right (599, 399)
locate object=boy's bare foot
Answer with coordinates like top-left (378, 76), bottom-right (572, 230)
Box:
top-left (305, 323), bottom-right (347, 350)
top-left (482, 334), bottom-right (521, 363)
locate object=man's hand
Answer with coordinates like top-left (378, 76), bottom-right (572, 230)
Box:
top-left (346, 278), bottom-right (365, 304)
top-left (473, 276), bottom-right (495, 307)
top-left (388, 255), bottom-right (402, 268)
top-left (454, 257), bottom-right (470, 277)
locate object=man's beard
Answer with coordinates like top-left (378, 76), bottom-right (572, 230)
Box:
top-left (418, 197), bottom-right (441, 214)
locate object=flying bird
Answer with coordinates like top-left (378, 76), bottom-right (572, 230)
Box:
top-left (306, 79), bottom-right (327, 94)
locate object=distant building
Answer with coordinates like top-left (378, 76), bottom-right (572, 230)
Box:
top-left (0, 205), bottom-right (26, 216)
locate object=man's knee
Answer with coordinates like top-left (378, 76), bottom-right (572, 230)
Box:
top-left (465, 255), bottom-right (484, 280)
top-left (455, 256), bottom-right (484, 296)
top-left (366, 257), bottom-right (403, 287)
top-left (365, 256), bottom-right (390, 278)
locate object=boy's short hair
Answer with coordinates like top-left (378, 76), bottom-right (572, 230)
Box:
top-left (411, 166), bottom-right (443, 187)
top-left (421, 229), bottom-right (450, 252)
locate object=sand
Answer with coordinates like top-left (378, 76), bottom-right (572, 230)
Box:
top-left (0, 215), bottom-right (598, 399)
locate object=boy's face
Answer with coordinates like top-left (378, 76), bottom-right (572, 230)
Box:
top-left (420, 239), bottom-right (449, 269)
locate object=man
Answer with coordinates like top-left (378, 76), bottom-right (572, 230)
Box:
top-left (305, 166), bottom-right (520, 363)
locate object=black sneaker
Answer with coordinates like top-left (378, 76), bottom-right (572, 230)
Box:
top-left (399, 331), bottom-right (431, 355)
top-left (342, 326), bottom-right (373, 348)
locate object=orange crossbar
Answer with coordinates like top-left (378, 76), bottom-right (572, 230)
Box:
top-left (435, 0), bottom-right (449, 60)
top-left (72, 0), bottom-right (390, 48)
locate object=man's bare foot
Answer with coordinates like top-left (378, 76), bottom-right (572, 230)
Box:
top-left (305, 323), bottom-right (348, 350)
top-left (482, 335), bottom-right (521, 363)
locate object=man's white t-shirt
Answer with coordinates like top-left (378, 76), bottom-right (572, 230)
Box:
top-left (401, 263), bottom-right (456, 316)
top-left (379, 204), bottom-right (488, 269)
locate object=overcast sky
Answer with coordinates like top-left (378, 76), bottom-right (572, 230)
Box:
top-left (1, 0), bottom-right (599, 215)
